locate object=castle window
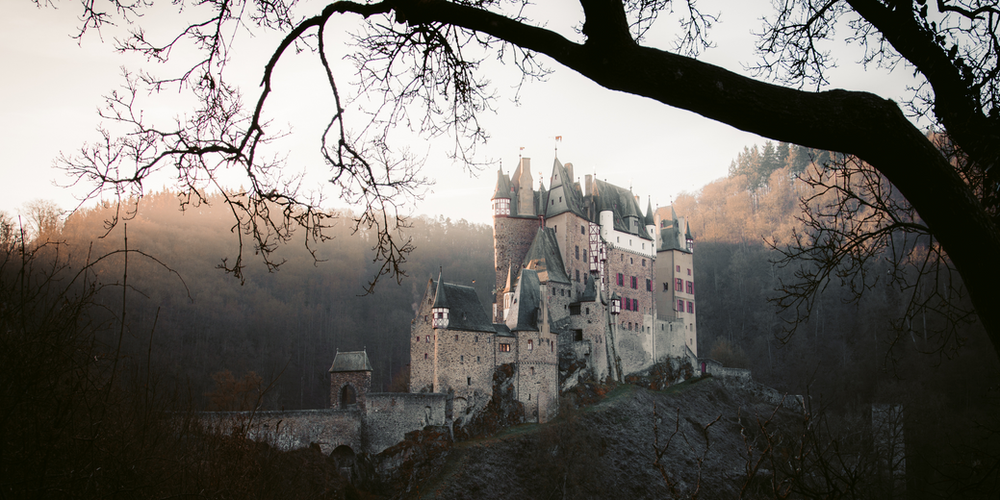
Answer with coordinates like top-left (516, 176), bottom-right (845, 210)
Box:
top-left (559, 196), bottom-right (562, 203)
top-left (676, 265), bottom-right (681, 272)
top-left (528, 340), bottom-right (534, 350)
top-left (688, 268), bottom-right (692, 276)
top-left (581, 225), bottom-right (585, 234)
top-left (570, 304), bottom-right (581, 315)
top-left (647, 279), bottom-right (652, 291)
top-left (425, 336), bottom-right (430, 343)
top-left (642, 259), bottom-right (646, 267)
top-left (576, 269), bottom-right (580, 282)
top-left (687, 301), bottom-right (694, 313)
top-left (686, 281), bottom-right (694, 294)
top-left (467, 377), bottom-right (471, 386)
top-left (574, 330), bottom-right (583, 341)
top-left (560, 288), bottom-right (565, 296)
top-left (675, 278), bottom-right (683, 291)
top-left (461, 355), bottom-right (464, 362)
top-left (575, 245), bottom-right (579, 260)
top-left (530, 367), bottom-right (535, 375)
top-left (617, 273), bottom-right (623, 286)
top-left (631, 276), bottom-right (637, 289)
top-left (455, 335), bottom-right (459, 342)
top-left (583, 249), bottom-right (587, 261)
top-left (499, 343), bottom-right (511, 352)
top-left (551, 342), bottom-right (554, 352)
top-left (425, 353), bottom-right (429, 359)
top-left (475, 336), bottom-right (478, 342)
top-left (477, 356), bottom-right (481, 362)
top-left (630, 257), bottom-right (633, 264)
top-left (586, 307), bottom-right (590, 314)
top-left (677, 299), bottom-right (684, 312)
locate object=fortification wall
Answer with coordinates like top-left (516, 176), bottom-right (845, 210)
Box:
top-left (198, 409), bottom-right (364, 455)
top-left (364, 392), bottom-right (448, 454)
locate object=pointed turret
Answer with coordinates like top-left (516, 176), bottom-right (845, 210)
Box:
top-left (492, 167), bottom-right (513, 216)
top-left (644, 198), bottom-right (656, 242)
top-left (685, 222), bottom-right (694, 252)
top-left (431, 269), bottom-right (450, 329)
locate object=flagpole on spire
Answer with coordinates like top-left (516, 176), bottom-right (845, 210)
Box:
top-left (555, 135), bottom-right (562, 156)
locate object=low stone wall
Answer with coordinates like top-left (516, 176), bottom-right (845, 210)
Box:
top-left (198, 409), bottom-right (364, 455)
top-left (698, 358), bottom-right (805, 411)
top-left (364, 392), bottom-right (449, 455)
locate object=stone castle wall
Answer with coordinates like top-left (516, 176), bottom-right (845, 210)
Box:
top-left (493, 216), bottom-right (541, 321)
top-left (364, 392), bottom-right (448, 454)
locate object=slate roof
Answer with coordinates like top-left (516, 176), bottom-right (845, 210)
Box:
top-left (522, 227), bottom-right (571, 284)
top-left (430, 279), bottom-right (496, 333)
top-left (544, 157), bottom-right (589, 220)
top-left (492, 167), bottom-right (512, 200)
top-left (578, 273), bottom-right (598, 302)
top-left (329, 350), bottom-right (373, 372)
top-left (506, 269), bottom-right (541, 332)
top-left (590, 179), bottom-right (653, 240)
top-left (493, 323), bottom-right (514, 338)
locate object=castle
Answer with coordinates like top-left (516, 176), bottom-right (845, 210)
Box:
top-left (406, 155), bottom-right (698, 423)
top-left (233, 153), bottom-right (700, 459)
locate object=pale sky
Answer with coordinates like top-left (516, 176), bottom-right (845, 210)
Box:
top-left (1, 1), bottom-right (919, 227)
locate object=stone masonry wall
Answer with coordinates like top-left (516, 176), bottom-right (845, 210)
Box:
top-left (410, 279), bottom-right (437, 393)
top-left (606, 246), bottom-right (655, 338)
top-left (199, 409), bottom-right (364, 455)
top-left (330, 370), bottom-right (371, 410)
top-left (546, 212), bottom-right (591, 298)
top-left (493, 216), bottom-right (541, 321)
top-left (364, 392), bottom-right (448, 454)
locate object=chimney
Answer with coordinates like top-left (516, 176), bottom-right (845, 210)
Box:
top-left (565, 162), bottom-right (574, 185)
top-left (585, 174), bottom-right (592, 196)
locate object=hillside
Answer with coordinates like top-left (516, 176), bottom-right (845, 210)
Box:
top-left (387, 377), bottom-right (806, 500)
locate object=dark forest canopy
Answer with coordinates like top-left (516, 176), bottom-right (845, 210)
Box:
top-left (51, 191), bottom-right (495, 409)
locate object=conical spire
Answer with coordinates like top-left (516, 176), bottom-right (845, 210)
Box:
top-left (432, 268), bottom-right (449, 309)
top-left (645, 198), bottom-right (655, 226)
top-left (492, 166), bottom-right (512, 199)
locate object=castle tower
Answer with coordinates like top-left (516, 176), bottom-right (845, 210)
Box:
top-left (492, 158), bottom-right (542, 322)
top-left (329, 350), bottom-right (373, 410)
top-left (654, 206), bottom-right (697, 356)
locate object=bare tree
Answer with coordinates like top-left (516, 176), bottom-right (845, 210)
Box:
top-left (51, 1), bottom-right (1000, 355)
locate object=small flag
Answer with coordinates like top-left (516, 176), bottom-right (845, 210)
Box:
top-left (555, 136), bottom-right (563, 141)
top-left (519, 146), bottom-right (525, 150)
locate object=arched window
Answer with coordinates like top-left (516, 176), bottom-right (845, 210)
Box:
top-left (340, 385), bottom-right (357, 406)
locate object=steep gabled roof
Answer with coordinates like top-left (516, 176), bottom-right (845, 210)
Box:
top-left (578, 273), bottom-right (598, 302)
top-left (493, 323), bottom-right (514, 338)
top-left (432, 271), bottom-right (449, 309)
top-left (506, 269), bottom-right (541, 332)
top-left (329, 350), bottom-right (373, 372)
top-left (545, 156), bottom-right (590, 220)
top-left (522, 227), bottom-right (571, 284)
top-left (590, 179), bottom-right (653, 240)
top-left (431, 279), bottom-right (496, 332)
top-left (492, 167), bottom-right (512, 200)
top-left (645, 199), bottom-right (655, 226)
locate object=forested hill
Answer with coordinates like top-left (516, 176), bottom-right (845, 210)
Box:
top-left (58, 191), bottom-right (494, 410)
